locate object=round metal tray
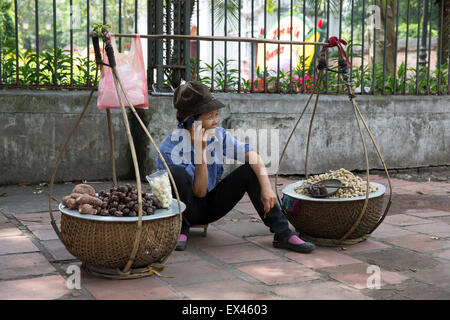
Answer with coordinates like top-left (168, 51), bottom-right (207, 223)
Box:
top-left (59, 198), bottom-right (186, 222)
top-left (282, 180), bottom-right (386, 202)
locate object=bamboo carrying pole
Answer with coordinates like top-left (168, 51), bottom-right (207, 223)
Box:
top-left (112, 64), bottom-right (184, 268)
top-left (48, 67), bottom-right (99, 238)
top-left (110, 33), bottom-right (328, 46)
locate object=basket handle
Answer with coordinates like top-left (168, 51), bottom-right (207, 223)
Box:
top-left (112, 66), bottom-right (183, 270)
top-left (110, 68), bottom-right (146, 274)
top-left (274, 44), bottom-right (392, 243)
top-left (48, 67), bottom-right (100, 239)
top-left (338, 48), bottom-right (393, 240)
top-left (104, 27), bottom-right (183, 274)
top-left (350, 100), bottom-right (393, 235)
top-left (274, 45), bottom-right (328, 217)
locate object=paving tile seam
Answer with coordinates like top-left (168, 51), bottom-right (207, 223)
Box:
top-left (209, 221), bottom-right (413, 291)
top-left (418, 246), bottom-right (450, 256)
top-left (161, 246), bottom-right (291, 300)
top-left (276, 279), bottom-right (374, 300)
top-left (50, 258), bottom-right (80, 264)
top-left (0, 251), bottom-right (41, 257)
top-left (361, 236), bottom-right (450, 257)
top-left (0, 271), bottom-right (62, 282)
top-left (188, 244), bottom-right (285, 274)
top-left (154, 245), bottom-right (240, 298)
top-left (210, 223), bottom-right (272, 239)
top-left (400, 228), bottom-right (450, 239)
top-left (0, 213), bottom-right (97, 300)
top-left (56, 292), bottom-right (93, 300)
top-left (348, 250), bottom-right (420, 271)
top-left (317, 264), bottom-right (413, 292)
top-left (406, 273), bottom-right (450, 291)
top-left (346, 246), bottom-right (444, 275)
top-left (361, 287), bottom-right (411, 300)
top-left (168, 276), bottom-right (291, 301)
top-left (151, 276), bottom-right (196, 300)
top-left (375, 221), bottom-right (450, 239)
top-left (389, 278), bottom-right (450, 298)
top-left (191, 241), bottom-right (249, 250)
top-left (315, 260), bottom-right (412, 281)
top-left (53, 263), bottom-right (98, 300)
top-left (383, 221), bottom-right (436, 228)
top-left (3, 213), bottom-right (66, 267)
top-left (221, 256), bottom-right (293, 268)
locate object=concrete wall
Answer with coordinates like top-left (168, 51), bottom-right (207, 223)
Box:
top-left (0, 90), bottom-right (132, 185)
top-left (0, 89), bottom-right (449, 185)
top-left (143, 93), bottom-right (450, 177)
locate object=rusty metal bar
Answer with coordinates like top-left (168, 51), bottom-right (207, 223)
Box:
top-left (263, 0), bottom-right (267, 92)
top-left (0, 84), bottom-right (97, 90)
top-left (106, 34), bottom-right (328, 46)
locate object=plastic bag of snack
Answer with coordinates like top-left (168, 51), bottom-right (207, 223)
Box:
top-left (145, 170), bottom-right (172, 208)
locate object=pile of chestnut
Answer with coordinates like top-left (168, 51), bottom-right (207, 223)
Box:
top-left (97, 184), bottom-right (161, 217)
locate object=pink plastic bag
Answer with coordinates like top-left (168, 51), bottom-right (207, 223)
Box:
top-left (97, 34), bottom-right (148, 110)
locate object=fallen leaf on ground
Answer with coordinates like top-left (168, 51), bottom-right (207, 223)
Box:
top-left (231, 218), bottom-right (239, 222)
top-left (0, 193), bottom-right (7, 197)
top-left (416, 191), bottom-right (424, 195)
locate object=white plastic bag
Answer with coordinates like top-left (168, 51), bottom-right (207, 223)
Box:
top-left (146, 170), bottom-right (172, 209)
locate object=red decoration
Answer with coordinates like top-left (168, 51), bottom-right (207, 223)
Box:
top-left (327, 36), bottom-right (351, 68)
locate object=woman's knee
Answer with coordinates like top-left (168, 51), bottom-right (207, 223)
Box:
top-left (239, 163), bottom-right (257, 181)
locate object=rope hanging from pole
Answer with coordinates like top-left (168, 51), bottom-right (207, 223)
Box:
top-left (274, 36), bottom-right (393, 245)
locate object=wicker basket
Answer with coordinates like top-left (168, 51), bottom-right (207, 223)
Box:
top-left (281, 181), bottom-right (386, 244)
top-left (59, 200), bottom-right (184, 269)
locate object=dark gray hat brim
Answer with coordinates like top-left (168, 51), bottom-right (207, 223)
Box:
top-left (179, 98), bottom-right (225, 119)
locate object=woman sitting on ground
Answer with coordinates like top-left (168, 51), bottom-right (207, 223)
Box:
top-left (156, 81), bottom-right (315, 253)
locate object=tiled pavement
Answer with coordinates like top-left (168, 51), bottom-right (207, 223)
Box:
top-left (0, 172), bottom-right (449, 300)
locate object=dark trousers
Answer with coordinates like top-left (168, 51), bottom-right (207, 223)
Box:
top-left (169, 164), bottom-right (295, 241)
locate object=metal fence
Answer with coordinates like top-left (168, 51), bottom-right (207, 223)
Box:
top-left (0, 0), bottom-right (448, 94)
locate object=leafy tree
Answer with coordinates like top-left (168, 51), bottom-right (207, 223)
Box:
top-left (436, 0), bottom-right (449, 70)
top-left (0, 0), bottom-right (15, 48)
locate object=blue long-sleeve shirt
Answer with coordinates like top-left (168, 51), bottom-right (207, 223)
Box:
top-left (156, 126), bottom-right (252, 192)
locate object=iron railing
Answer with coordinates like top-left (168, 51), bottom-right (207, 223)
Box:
top-left (0, 0), bottom-right (448, 95)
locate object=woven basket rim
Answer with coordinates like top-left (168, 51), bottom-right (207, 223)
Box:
top-left (58, 199), bottom-right (185, 222)
top-left (282, 180), bottom-right (386, 202)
